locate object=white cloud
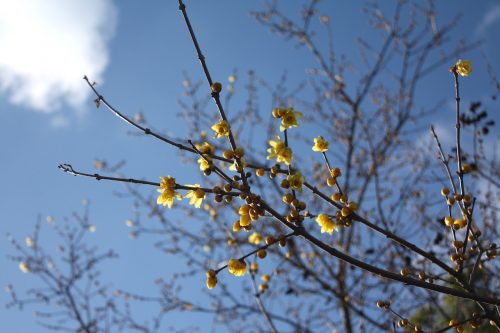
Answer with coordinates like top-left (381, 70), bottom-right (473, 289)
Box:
top-left (476, 4), bottom-right (500, 36)
top-left (0, 0), bottom-right (117, 112)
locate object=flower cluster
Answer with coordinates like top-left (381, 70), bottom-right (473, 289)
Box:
top-left (267, 135), bottom-right (293, 165)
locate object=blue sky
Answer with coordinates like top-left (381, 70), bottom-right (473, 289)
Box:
top-left (1, 1), bottom-right (499, 332)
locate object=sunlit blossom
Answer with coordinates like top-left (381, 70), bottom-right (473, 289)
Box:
top-left (184, 184), bottom-right (205, 208)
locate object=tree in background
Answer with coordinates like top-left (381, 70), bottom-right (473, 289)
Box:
top-left (7, 1), bottom-right (499, 332)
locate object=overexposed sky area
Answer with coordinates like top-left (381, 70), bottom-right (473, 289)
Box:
top-left (0, 0), bottom-right (116, 112)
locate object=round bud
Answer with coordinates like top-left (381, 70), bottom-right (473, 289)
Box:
top-left (326, 177), bottom-right (336, 187)
top-left (265, 236), bottom-right (275, 245)
top-left (400, 267), bottom-right (411, 277)
top-left (257, 249), bottom-right (267, 259)
top-left (211, 82), bottom-right (222, 93)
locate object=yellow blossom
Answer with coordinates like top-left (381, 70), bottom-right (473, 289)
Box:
top-left (206, 276), bottom-right (217, 289)
top-left (25, 237), bottom-right (34, 247)
top-left (196, 141), bottom-right (214, 154)
top-left (197, 157), bottom-right (211, 171)
top-left (229, 158), bottom-right (247, 171)
top-left (312, 136), bottom-right (329, 152)
top-left (315, 213), bottom-right (338, 235)
top-left (238, 204), bottom-right (251, 227)
top-left (267, 135), bottom-right (293, 165)
top-left (206, 270), bottom-right (217, 289)
top-left (19, 262), bottom-right (30, 273)
top-left (287, 172), bottom-right (305, 193)
top-left (228, 259), bottom-right (247, 277)
top-left (184, 184), bottom-right (205, 208)
top-left (455, 59), bottom-right (472, 77)
top-left (159, 176), bottom-right (176, 190)
top-left (248, 232), bottom-right (263, 245)
top-left (211, 119), bottom-right (230, 138)
top-left (157, 176), bottom-right (182, 208)
top-left (279, 107), bottom-right (303, 131)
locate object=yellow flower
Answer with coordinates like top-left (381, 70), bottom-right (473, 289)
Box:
top-left (455, 59), bottom-right (472, 77)
top-left (197, 157), bottom-right (211, 171)
top-left (279, 107), bottom-right (303, 131)
top-left (157, 176), bottom-right (181, 208)
top-left (211, 119), bottom-right (230, 138)
top-left (238, 204), bottom-right (251, 227)
top-left (206, 270), bottom-right (218, 289)
top-left (25, 237), bottom-right (34, 247)
top-left (19, 262), bottom-right (30, 273)
top-left (229, 158), bottom-right (247, 171)
top-left (196, 141), bottom-right (214, 154)
top-left (184, 184), bottom-right (205, 208)
top-left (228, 259), bottom-right (247, 277)
top-left (159, 176), bottom-right (176, 190)
top-left (267, 136), bottom-right (293, 165)
top-left (312, 136), bottom-right (329, 152)
top-left (248, 232), bottom-right (263, 245)
top-left (315, 213), bottom-right (338, 235)
top-left (287, 172), bottom-right (305, 193)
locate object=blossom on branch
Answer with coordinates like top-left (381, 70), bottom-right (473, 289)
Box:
top-left (279, 107), bottom-right (303, 131)
top-left (315, 213), bottom-right (338, 235)
top-left (228, 259), bottom-right (247, 277)
top-left (184, 184), bottom-right (205, 208)
top-left (157, 176), bottom-right (181, 208)
top-left (455, 59), bottom-right (472, 77)
top-left (312, 136), bottom-right (329, 152)
top-left (267, 135), bottom-right (293, 165)
top-left (287, 172), bottom-right (305, 193)
top-left (211, 119), bottom-right (230, 138)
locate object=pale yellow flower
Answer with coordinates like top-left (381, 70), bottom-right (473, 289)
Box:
top-left (211, 119), bottom-right (230, 138)
top-left (196, 142), bottom-right (214, 154)
top-left (228, 259), bottom-right (247, 277)
top-left (312, 136), bottom-right (329, 152)
top-left (315, 213), bottom-right (338, 235)
top-left (287, 172), bottom-right (305, 193)
top-left (267, 135), bottom-right (293, 165)
top-left (206, 270), bottom-right (218, 289)
top-left (229, 158), bottom-right (247, 171)
top-left (184, 184), bottom-right (205, 208)
top-left (455, 59), bottom-right (472, 77)
top-left (19, 262), bottom-right (30, 273)
top-left (280, 108), bottom-right (303, 131)
top-left (238, 204), bottom-right (251, 227)
top-left (248, 232), bottom-right (263, 245)
top-left (157, 176), bottom-right (181, 208)
top-left (25, 237), bottom-right (34, 247)
top-left (197, 157), bottom-right (211, 171)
